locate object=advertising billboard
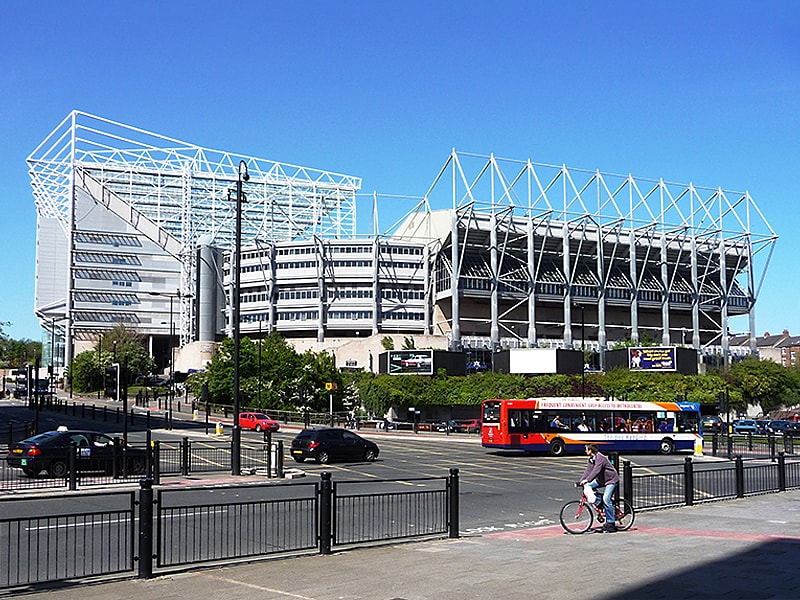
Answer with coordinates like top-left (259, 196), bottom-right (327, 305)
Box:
top-left (387, 350), bottom-right (434, 375)
top-left (628, 347), bottom-right (677, 371)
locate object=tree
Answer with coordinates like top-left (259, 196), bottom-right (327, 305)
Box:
top-left (728, 358), bottom-right (792, 413)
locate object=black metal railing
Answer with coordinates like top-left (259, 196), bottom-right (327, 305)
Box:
top-left (0, 439), bottom-right (280, 493)
top-left (332, 474), bottom-right (452, 546)
top-left (0, 470), bottom-right (459, 590)
top-left (0, 491), bottom-right (136, 589)
top-left (627, 453), bottom-right (800, 511)
top-left (156, 481), bottom-right (320, 568)
top-left (708, 432), bottom-right (800, 460)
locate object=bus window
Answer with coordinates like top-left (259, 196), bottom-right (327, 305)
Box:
top-left (676, 411), bottom-right (699, 432)
top-left (483, 401), bottom-right (501, 424)
top-left (509, 409), bottom-right (521, 431)
top-left (530, 413), bottom-right (547, 432)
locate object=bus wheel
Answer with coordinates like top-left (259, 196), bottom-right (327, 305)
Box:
top-left (549, 438), bottom-right (566, 457)
top-left (659, 437), bottom-right (674, 455)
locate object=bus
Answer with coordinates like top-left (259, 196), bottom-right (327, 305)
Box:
top-left (481, 397), bottom-right (701, 456)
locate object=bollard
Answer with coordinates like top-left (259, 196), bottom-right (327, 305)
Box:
top-left (735, 455), bottom-right (745, 498)
top-left (138, 479), bottom-right (154, 579)
top-left (683, 456), bottom-right (694, 506)
top-left (448, 468), bottom-right (460, 538)
top-left (319, 472), bottom-right (333, 554)
top-left (216, 422), bottom-right (223, 435)
top-left (181, 437), bottom-right (190, 476)
top-left (623, 460), bottom-right (633, 506)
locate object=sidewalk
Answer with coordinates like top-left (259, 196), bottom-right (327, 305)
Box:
top-left (15, 489), bottom-right (800, 599)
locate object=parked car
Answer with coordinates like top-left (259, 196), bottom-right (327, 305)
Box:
top-left (238, 412), bottom-right (280, 432)
top-left (455, 418), bottom-right (482, 433)
top-left (765, 420), bottom-right (800, 435)
top-left (290, 428), bottom-right (379, 464)
top-left (436, 420), bottom-right (459, 432)
top-left (700, 415), bottom-right (723, 434)
top-left (7, 429), bottom-right (147, 477)
top-left (732, 419), bottom-right (759, 435)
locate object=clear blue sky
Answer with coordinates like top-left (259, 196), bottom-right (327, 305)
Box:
top-left (1, 1), bottom-right (798, 342)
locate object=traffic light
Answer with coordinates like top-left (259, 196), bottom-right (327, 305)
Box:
top-left (105, 365), bottom-right (118, 400)
top-left (715, 391), bottom-right (726, 414)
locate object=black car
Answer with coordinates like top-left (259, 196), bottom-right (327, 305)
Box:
top-left (7, 429), bottom-right (147, 477)
top-left (290, 428), bottom-right (379, 464)
top-left (700, 415), bottom-right (723, 434)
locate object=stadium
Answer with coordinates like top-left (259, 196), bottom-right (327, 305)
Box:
top-left (29, 111), bottom-right (778, 376)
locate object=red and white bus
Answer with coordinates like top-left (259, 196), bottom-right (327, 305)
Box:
top-left (481, 397), bottom-right (701, 456)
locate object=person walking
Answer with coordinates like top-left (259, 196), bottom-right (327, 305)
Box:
top-left (579, 444), bottom-right (620, 532)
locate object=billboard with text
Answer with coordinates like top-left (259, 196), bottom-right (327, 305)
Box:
top-left (629, 347), bottom-right (677, 371)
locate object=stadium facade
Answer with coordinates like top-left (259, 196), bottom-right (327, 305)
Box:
top-left (29, 111), bottom-right (778, 375)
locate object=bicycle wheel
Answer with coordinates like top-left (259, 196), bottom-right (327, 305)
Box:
top-left (559, 500), bottom-right (593, 534)
top-left (614, 499), bottom-right (635, 531)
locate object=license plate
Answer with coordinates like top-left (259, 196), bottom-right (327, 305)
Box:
top-left (11, 448), bottom-right (22, 454)
top-left (291, 450), bottom-right (302, 455)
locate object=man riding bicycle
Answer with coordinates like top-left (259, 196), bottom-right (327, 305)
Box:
top-left (579, 443), bottom-right (620, 533)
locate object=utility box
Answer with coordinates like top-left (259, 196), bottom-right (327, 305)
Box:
top-left (492, 348), bottom-right (583, 375)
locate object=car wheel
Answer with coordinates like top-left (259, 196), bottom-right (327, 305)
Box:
top-left (549, 438), bottom-right (566, 457)
top-left (660, 437), bottom-right (675, 455)
top-left (22, 467), bottom-right (38, 477)
top-left (364, 448), bottom-right (377, 462)
top-left (49, 460), bottom-right (68, 478)
top-left (316, 451), bottom-right (330, 464)
top-left (256, 424), bottom-right (263, 432)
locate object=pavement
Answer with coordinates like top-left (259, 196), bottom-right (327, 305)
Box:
top-left (7, 485), bottom-right (799, 599)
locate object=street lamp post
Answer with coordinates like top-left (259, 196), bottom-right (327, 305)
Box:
top-left (231, 159), bottom-right (249, 475)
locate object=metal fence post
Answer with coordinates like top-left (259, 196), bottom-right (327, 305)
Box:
top-left (623, 460), bottom-right (633, 506)
top-left (153, 441), bottom-right (161, 485)
top-left (735, 455), bottom-right (745, 498)
top-left (778, 452), bottom-right (787, 492)
top-left (319, 472), bottom-right (333, 555)
top-left (138, 478), bottom-right (154, 579)
top-left (727, 433), bottom-right (733, 459)
top-left (712, 433), bottom-right (718, 457)
top-left (113, 438), bottom-right (121, 479)
top-left (769, 434), bottom-right (776, 461)
top-left (68, 441), bottom-right (78, 491)
top-left (277, 440), bottom-right (284, 478)
top-left (448, 468), bottom-right (460, 538)
top-left (181, 437), bottom-right (190, 476)
top-left (683, 456), bottom-right (694, 506)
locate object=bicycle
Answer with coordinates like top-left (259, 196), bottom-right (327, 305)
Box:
top-left (559, 483), bottom-right (635, 534)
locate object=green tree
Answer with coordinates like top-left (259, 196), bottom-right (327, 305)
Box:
top-left (728, 358), bottom-right (792, 413)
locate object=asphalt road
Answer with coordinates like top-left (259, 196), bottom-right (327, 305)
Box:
top-left (0, 394), bottom-right (725, 535)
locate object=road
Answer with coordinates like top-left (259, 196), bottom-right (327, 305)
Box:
top-left (1, 394), bottom-right (725, 535)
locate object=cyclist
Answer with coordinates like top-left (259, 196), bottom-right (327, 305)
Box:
top-left (579, 443), bottom-right (620, 533)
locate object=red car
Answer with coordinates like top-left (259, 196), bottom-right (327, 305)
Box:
top-left (238, 412), bottom-right (280, 432)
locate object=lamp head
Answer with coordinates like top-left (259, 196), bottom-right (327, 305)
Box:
top-left (239, 160), bottom-right (250, 182)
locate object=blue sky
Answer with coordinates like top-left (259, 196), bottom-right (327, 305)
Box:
top-left (1, 1), bottom-right (798, 342)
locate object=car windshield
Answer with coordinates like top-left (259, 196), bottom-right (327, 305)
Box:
top-left (254, 413), bottom-right (270, 419)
